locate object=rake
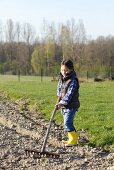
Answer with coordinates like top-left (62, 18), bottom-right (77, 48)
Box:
top-left (25, 107), bottom-right (60, 159)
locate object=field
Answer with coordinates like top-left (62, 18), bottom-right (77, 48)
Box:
top-left (0, 75), bottom-right (114, 149)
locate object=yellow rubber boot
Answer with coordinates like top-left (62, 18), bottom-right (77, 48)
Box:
top-left (65, 131), bottom-right (78, 147)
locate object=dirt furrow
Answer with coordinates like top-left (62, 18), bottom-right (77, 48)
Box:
top-left (0, 94), bottom-right (114, 170)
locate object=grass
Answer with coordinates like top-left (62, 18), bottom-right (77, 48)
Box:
top-left (77, 81), bottom-right (114, 149)
top-left (0, 75), bottom-right (114, 149)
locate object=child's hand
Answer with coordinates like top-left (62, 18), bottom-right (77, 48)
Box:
top-left (55, 103), bottom-right (65, 110)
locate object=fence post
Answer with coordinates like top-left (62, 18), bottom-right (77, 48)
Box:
top-left (87, 71), bottom-right (88, 80)
top-left (41, 68), bottom-right (43, 82)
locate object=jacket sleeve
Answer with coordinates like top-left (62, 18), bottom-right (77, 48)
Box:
top-left (57, 79), bottom-right (61, 97)
top-left (58, 79), bottom-right (77, 105)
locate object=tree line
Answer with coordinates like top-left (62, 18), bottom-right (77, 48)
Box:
top-left (0, 19), bottom-right (114, 78)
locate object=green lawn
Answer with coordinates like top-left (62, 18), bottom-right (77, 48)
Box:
top-left (0, 75), bottom-right (114, 149)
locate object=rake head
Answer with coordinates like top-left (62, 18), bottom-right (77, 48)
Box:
top-left (25, 148), bottom-right (60, 159)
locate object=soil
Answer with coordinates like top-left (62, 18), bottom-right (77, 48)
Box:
top-left (0, 92), bottom-right (114, 170)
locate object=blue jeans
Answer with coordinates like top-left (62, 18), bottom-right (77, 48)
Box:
top-left (61, 108), bottom-right (77, 132)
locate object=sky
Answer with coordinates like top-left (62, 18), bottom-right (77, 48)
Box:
top-left (0, 0), bottom-right (114, 39)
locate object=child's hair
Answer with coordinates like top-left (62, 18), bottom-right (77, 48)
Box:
top-left (61, 59), bottom-right (74, 70)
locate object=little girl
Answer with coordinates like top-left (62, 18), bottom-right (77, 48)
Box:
top-left (56, 59), bottom-right (80, 146)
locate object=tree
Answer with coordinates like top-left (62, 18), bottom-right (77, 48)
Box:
top-left (58, 19), bottom-right (86, 65)
top-left (4, 19), bottom-right (16, 62)
top-left (21, 22), bottom-right (36, 74)
top-left (31, 44), bottom-right (45, 74)
top-left (58, 24), bottom-right (71, 59)
top-left (40, 20), bottom-right (56, 75)
top-left (0, 21), bottom-right (3, 42)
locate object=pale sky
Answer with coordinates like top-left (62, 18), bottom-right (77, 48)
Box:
top-left (0, 0), bottom-right (114, 39)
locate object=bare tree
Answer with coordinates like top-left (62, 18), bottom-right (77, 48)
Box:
top-left (57, 19), bottom-right (86, 68)
top-left (40, 20), bottom-right (56, 75)
top-left (58, 23), bottom-right (71, 60)
top-left (22, 23), bottom-right (35, 44)
top-left (21, 23), bottom-right (36, 74)
top-left (0, 21), bottom-right (3, 42)
top-left (15, 22), bottom-right (21, 42)
top-left (73, 20), bottom-right (86, 65)
top-left (5, 19), bottom-right (15, 43)
top-left (4, 19), bottom-right (16, 63)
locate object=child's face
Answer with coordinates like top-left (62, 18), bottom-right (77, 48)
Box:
top-left (61, 65), bottom-right (71, 77)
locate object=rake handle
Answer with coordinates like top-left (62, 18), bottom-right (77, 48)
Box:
top-left (41, 107), bottom-right (57, 152)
